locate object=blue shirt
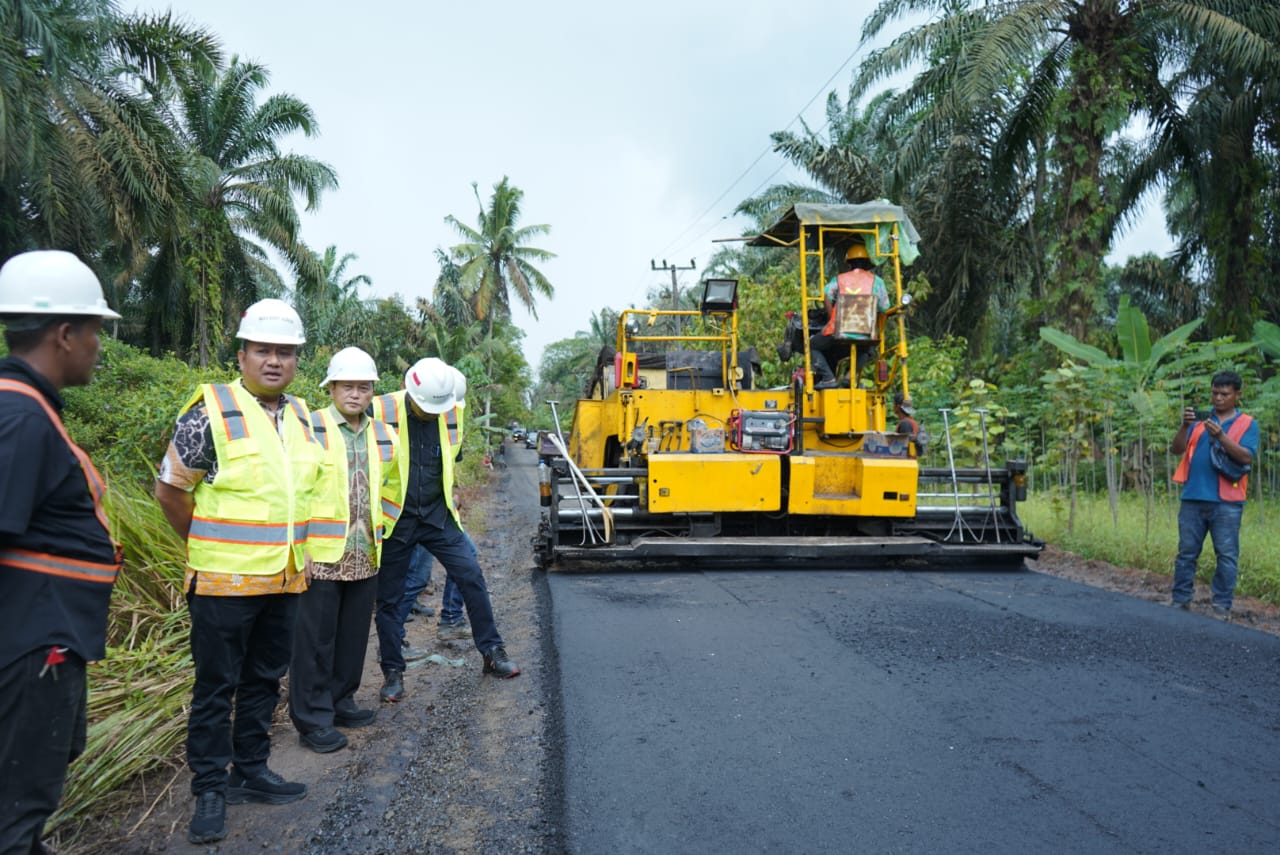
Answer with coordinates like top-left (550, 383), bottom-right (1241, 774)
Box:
top-left (1179, 410), bottom-right (1259, 503)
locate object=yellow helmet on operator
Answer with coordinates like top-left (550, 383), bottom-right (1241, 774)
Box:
top-left (844, 243), bottom-right (871, 262)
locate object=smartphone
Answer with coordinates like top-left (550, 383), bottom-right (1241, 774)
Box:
top-left (1194, 408), bottom-right (1213, 421)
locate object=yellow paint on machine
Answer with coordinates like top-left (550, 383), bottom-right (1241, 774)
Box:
top-left (788, 453), bottom-right (917, 516)
top-left (647, 453), bottom-right (781, 513)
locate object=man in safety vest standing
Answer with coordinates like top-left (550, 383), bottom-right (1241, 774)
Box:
top-left (289, 347), bottom-right (401, 753)
top-left (155, 299), bottom-right (324, 845)
top-left (370, 357), bottom-right (519, 704)
top-left (0, 250), bottom-right (124, 853)
top-left (809, 242), bottom-right (890, 389)
top-left (398, 365), bottom-right (470, 647)
top-left (1169, 370), bottom-right (1259, 617)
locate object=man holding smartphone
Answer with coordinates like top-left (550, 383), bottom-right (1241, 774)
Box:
top-left (1168, 370), bottom-right (1259, 617)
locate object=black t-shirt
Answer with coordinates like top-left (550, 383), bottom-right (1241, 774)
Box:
top-left (0, 357), bottom-right (118, 667)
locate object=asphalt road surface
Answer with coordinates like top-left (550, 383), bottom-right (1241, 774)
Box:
top-left (548, 565), bottom-right (1280, 854)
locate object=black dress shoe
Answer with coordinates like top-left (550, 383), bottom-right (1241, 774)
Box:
top-left (299, 726), bottom-right (348, 753)
top-left (334, 706), bottom-right (377, 727)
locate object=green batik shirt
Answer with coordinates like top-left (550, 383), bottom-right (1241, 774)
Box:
top-left (312, 405), bottom-right (377, 581)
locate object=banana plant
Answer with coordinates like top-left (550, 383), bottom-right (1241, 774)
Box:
top-left (1039, 295), bottom-right (1205, 421)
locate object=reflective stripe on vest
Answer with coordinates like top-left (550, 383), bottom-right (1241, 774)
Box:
top-left (0, 380), bottom-right (120, 558)
top-left (189, 517), bottom-right (290, 546)
top-left (372, 419), bottom-right (394, 463)
top-left (382, 496), bottom-right (403, 522)
top-left (446, 409), bottom-right (460, 447)
top-left (1172, 414), bottom-right (1254, 500)
top-left (286, 395), bottom-right (314, 442)
top-left (310, 411), bottom-right (330, 450)
top-left (374, 393), bottom-right (401, 429)
top-left (209, 384), bottom-right (249, 442)
top-left (0, 547), bottom-right (119, 584)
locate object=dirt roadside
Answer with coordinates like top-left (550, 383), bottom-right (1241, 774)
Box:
top-left (67, 465), bottom-right (1279, 852)
top-left (87, 462), bottom-right (557, 854)
top-left (1028, 543), bottom-right (1280, 637)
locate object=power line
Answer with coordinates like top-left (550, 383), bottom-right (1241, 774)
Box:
top-left (655, 38), bottom-right (869, 259)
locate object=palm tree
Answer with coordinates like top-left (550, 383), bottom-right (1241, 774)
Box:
top-left (444, 176), bottom-right (556, 335)
top-left (0, 2), bottom-right (219, 271)
top-left (139, 57), bottom-right (337, 364)
top-left (294, 244), bottom-right (374, 347)
top-left (1123, 4), bottom-right (1280, 342)
top-left (858, 0), bottom-right (1276, 343)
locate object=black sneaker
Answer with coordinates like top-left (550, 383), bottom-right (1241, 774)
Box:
top-left (334, 703), bottom-right (377, 728)
top-left (1169, 600), bottom-right (1191, 611)
top-left (188, 790), bottom-right (226, 844)
top-left (226, 767), bottom-right (307, 805)
top-left (299, 726), bottom-right (348, 753)
top-left (482, 646), bottom-right (521, 679)
top-left (380, 669), bottom-right (404, 703)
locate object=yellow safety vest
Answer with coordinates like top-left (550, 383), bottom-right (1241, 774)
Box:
top-left (184, 381), bottom-right (323, 575)
top-left (370, 391), bottom-right (461, 533)
top-left (307, 407), bottom-right (399, 565)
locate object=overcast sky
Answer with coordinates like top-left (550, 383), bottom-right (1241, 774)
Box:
top-left (131, 1), bottom-right (1171, 369)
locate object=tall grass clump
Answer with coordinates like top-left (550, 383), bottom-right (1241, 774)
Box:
top-left (48, 478), bottom-right (192, 839)
top-left (1022, 490), bottom-right (1280, 604)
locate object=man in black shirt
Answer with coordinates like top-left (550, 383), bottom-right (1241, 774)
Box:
top-left (0, 250), bottom-right (124, 853)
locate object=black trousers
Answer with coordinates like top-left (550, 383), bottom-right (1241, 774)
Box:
top-left (0, 647), bottom-right (86, 855)
top-left (289, 575), bottom-right (377, 733)
top-left (375, 516), bottom-right (502, 675)
top-left (186, 591), bottom-right (297, 796)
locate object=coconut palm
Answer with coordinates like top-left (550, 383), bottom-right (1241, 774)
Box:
top-left (444, 176), bottom-right (556, 335)
top-left (137, 57), bottom-right (337, 364)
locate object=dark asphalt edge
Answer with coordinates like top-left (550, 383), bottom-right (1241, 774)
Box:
top-left (531, 558), bottom-right (568, 854)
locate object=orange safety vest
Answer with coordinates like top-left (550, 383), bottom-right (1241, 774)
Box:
top-left (1172, 414), bottom-right (1254, 501)
top-left (0, 379), bottom-right (121, 583)
top-left (822, 269), bottom-right (876, 337)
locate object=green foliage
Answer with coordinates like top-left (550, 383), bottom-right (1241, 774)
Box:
top-left (61, 339), bottom-right (232, 489)
top-left (1022, 492), bottom-right (1280, 605)
top-left (50, 477), bottom-right (191, 838)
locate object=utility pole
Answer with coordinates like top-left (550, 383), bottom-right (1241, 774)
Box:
top-left (650, 257), bottom-right (696, 335)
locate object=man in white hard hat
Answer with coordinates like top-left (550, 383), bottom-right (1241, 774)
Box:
top-left (154, 298), bottom-right (324, 845)
top-left (369, 357), bottom-right (518, 704)
top-left (398, 365), bottom-right (469, 645)
top-left (289, 347), bottom-right (401, 753)
top-left (0, 250), bottom-right (124, 854)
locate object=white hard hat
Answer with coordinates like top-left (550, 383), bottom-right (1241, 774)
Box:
top-left (322, 346), bottom-right (378, 386)
top-left (404, 357), bottom-right (457, 414)
top-left (451, 366), bottom-right (468, 406)
top-left (235, 298), bottom-right (305, 345)
top-left (0, 250), bottom-right (121, 319)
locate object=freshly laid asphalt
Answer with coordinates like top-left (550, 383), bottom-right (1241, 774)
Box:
top-left (547, 566), bottom-right (1280, 854)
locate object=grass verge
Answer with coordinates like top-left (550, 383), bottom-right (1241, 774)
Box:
top-left (1021, 491), bottom-right (1280, 605)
